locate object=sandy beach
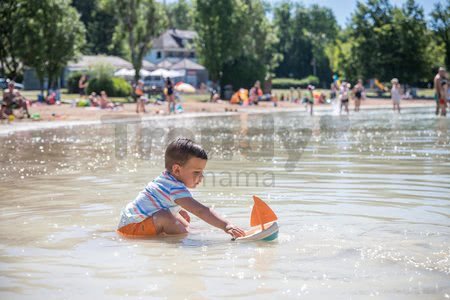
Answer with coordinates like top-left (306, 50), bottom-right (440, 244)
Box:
top-left (1, 97), bottom-right (435, 124)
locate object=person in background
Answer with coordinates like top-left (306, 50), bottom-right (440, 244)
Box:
top-left (249, 81), bottom-right (263, 105)
top-left (166, 77), bottom-right (175, 114)
top-left (353, 79), bottom-right (364, 112)
top-left (391, 78), bottom-right (402, 113)
top-left (88, 92), bottom-right (99, 107)
top-left (1, 81), bottom-right (30, 119)
top-left (135, 80), bottom-right (146, 114)
top-left (78, 75), bottom-right (88, 99)
top-left (99, 90), bottom-right (113, 109)
top-left (330, 82), bottom-right (338, 102)
top-left (439, 74), bottom-right (448, 117)
top-left (340, 82), bottom-right (350, 116)
top-left (306, 85), bottom-right (314, 116)
top-left (434, 67), bottom-right (446, 115)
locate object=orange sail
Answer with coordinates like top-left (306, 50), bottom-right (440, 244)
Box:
top-left (250, 195), bottom-right (278, 230)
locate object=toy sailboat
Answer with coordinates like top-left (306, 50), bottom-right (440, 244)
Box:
top-left (234, 195), bottom-right (279, 241)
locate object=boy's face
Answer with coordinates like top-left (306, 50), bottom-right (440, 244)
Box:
top-left (171, 157), bottom-right (207, 188)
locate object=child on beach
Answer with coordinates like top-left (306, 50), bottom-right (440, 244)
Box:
top-left (305, 85), bottom-right (314, 116)
top-left (391, 78), bottom-right (402, 113)
top-left (117, 138), bottom-right (246, 238)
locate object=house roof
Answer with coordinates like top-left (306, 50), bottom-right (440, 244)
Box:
top-left (68, 55), bottom-right (154, 71)
top-left (170, 58), bottom-right (205, 71)
top-left (156, 59), bottom-right (174, 69)
top-left (68, 55), bottom-right (133, 70)
top-left (152, 29), bottom-right (197, 50)
top-left (142, 60), bottom-right (156, 70)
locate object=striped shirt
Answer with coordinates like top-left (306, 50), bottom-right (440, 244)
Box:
top-left (118, 171), bottom-right (192, 228)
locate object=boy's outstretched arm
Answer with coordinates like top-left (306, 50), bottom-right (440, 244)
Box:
top-left (175, 197), bottom-right (245, 238)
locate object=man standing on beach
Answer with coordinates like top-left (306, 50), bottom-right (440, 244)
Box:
top-left (434, 67), bottom-right (446, 115)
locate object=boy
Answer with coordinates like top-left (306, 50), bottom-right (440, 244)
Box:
top-left (117, 138), bottom-right (245, 238)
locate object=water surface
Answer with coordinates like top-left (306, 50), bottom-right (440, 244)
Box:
top-left (1, 107), bottom-right (449, 299)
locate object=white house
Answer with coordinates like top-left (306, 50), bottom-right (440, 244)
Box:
top-left (144, 29), bottom-right (208, 87)
top-left (145, 29), bottom-right (198, 64)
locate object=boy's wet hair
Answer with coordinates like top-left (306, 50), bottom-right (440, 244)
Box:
top-left (165, 138), bottom-right (208, 170)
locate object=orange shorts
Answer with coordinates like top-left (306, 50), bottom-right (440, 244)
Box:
top-left (117, 217), bottom-right (157, 238)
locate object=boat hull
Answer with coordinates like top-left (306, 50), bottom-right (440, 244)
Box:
top-left (235, 222), bottom-right (279, 241)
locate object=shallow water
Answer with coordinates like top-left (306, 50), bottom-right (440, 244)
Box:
top-left (1, 107), bottom-right (449, 299)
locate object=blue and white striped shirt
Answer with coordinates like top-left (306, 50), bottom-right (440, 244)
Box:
top-left (118, 171), bottom-right (192, 228)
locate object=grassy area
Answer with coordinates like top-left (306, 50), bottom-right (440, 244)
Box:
top-left (20, 89), bottom-right (129, 103)
top-left (20, 89), bottom-right (210, 104)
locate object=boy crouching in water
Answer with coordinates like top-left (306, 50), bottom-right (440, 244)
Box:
top-left (117, 138), bottom-right (245, 238)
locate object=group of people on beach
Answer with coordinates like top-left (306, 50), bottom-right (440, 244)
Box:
top-left (2, 66), bottom-right (450, 121)
top-left (74, 66), bottom-right (450, 118)
top-left (134, 77), bottom-right (176, 115)
top-left (78, 75), bottom-right (122, 110)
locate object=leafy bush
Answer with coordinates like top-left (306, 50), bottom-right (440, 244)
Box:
top-left (87, 77), bottom-right (131, 97)
top-left (87, 77), bottom-right (115, 96)
top-left (90, 63), bottom-right (115, 81)
top-left (112, 77), bottom-right (132, 97)
top-left (67, 71), bottom-right (83, 94)
top-left (272, 76), bottom-right (319, 89)
top-left (85, 63), bottom-right (131, 97)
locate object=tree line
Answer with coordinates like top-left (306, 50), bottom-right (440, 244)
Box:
top-left (0, 0), bottom-right (449, 93)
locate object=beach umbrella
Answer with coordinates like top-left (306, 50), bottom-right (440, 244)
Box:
top-left (114, 68), bottom-right (134, 77)
top-left (115, 68), bottom-right (151, 77)
top-left (149, 68), bottom-right (185, 78)
top-left (175, 82), bottom-right (196, 93)
top-left (139, 69), bottom-right (151, 77)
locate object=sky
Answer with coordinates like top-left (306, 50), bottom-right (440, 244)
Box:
top-left (164, 0), bottom-right (442, 28)
top-left (269, 0), bottom-right (441, 27)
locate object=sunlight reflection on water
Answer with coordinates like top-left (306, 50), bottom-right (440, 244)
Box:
top-left (0, 107), bottom-right (449, 299)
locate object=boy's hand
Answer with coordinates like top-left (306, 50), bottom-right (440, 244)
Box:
top-left (179, 210), bottom-right (190, 223)
top-left (224, 224), bottom-right (245, 238)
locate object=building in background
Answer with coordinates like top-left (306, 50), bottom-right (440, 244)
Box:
top-left (144, 28), bottom-right (208, 88)
top-left (145, 29), bottom-right (197, 64)
top-left (23, 56), bottom-right (155, 90)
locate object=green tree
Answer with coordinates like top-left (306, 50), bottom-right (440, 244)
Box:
top-left (273, 1), bottom-right (294, 77)
top-left (393, 0), bottom-right (430, 82)
top-left (71, 0), bottom-right (119, 55)
top-left (348, 0), bottom-right (431, 83)
top-left (194, 0), bottom-right (247, 86)
top-left (17, 0), bottom-right (85, 93)
top-left (325, 29), bottom-right (359, 82)
top-left (166, 0), bottom-right (194, 30)
top-left (114, 0), bottom-right (167, 83)
top-left (222, 0), bottom-right (280, 89)
top-left (195, 0), bottom-right (279, 92)
top-left (273, 2), bottom-right (338, 86)
top-left (349, 0), bottom-right (395, 81)
top-left (0, 0), bottom-right (22, 80)
top-left (430, 0), bottom-right (450, 69)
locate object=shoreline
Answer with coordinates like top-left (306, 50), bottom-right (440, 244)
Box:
top-left (0, 99), bottom-right (437, 136)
